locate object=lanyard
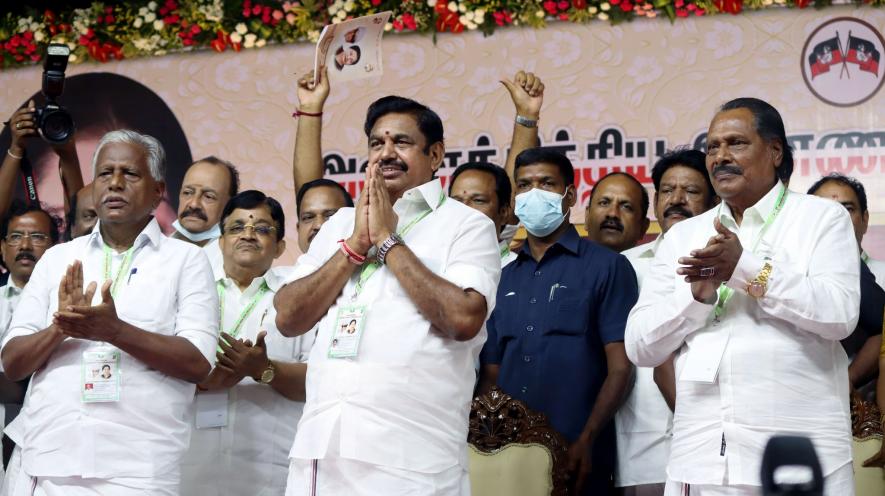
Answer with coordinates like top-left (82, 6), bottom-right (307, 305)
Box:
top-left (103, 245), bottom-right (136, 299)
top-left (500, 244), bottom-right (511, 260)
top-left (217, 280), bottom-right (269, 339)
top-left (713, 184), bottom-right (788, 319)
top-left (354, 193), bottom-right (445, 297)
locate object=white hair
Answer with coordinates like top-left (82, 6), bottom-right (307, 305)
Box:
top-left (91, 129), bottom-right (166, 182)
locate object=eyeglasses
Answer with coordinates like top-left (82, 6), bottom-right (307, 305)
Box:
top-left (225, 223), bottom-right (277, 237)
top-left (4, 232), bottom-right (50, 246)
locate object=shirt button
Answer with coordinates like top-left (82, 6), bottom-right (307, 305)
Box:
top-left (534, 270), bottom-right (541, 276)
top-left (524, 355), bottom-right (532, 363)
top-left (521, 386), bottom-right (528, 393)
top-left (526, 325), bottom-right (534, 332)
top-left (529, 297), bottom-right (537, 304)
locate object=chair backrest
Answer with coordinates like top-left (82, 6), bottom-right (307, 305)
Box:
top-left (851, 395), bottom-right (885, 495)
top-left (467, 387), bottom-right (570, 496)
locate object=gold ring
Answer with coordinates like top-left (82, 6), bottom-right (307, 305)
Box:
top-left (15, 122), bottom-right (21, 130)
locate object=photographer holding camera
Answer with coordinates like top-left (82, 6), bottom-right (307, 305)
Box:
top-left (0, 43), bottom-right (83, 233)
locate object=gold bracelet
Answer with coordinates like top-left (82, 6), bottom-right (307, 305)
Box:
top-left (6, 149), bottom-right (22, 160)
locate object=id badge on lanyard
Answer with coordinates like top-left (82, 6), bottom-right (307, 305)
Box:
top-left (81, 348), bottom-right (122, 403)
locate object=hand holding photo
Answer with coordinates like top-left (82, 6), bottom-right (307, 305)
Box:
top-left (313, 11), bottom-right (392, 84)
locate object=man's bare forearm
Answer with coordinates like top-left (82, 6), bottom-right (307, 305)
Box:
top-left (653, 355), bottom-right (677, 412)
top-left (111, 322), bottom-right (211, 383)
top-left (384, 245), bottom-right (487, 341)
top-left (0, 152), bottom-right (22, 221)
top-left (57, 148), bottom-right (84, 214)
top-left (504, 122), bottom-right (539, 186)
top-left (269, 361), bottom-right (308, 402)
top-left (292, 114), bottom-right (324, 193)
top-left (2, 326), bottom-right (66, 381)
top-left (578, 344), bottom-right (634, 444)
top-left (275, 251), bottom-right (357, 337)
top-left (849, 335), bottom-right (882, 388)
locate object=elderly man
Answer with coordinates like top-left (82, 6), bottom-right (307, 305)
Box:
top-left (275, 96), bottom-right (500, 495)
top-left (585, 172), bottom-right (650, 253)
top-left (626, 98), bottom-right (859, 495)
top-left (181, 190), bottom-right (312, 496)
top-left (171, 156), bottom-right (240, 268)
top-left (480, 147), bottom-right (638, 495)
top-left (615, 148), bottom-right (716, 496)
top-left (1, 130), bottom-right (218, 495)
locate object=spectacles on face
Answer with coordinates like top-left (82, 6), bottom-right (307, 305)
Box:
top-left (4, 232), bottom-right (50, 246)
top-left (225, 223), bottom-right (276, 237)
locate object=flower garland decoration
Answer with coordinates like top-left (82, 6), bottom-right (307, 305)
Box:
top-left (0, 0), bottom-right (879, 69)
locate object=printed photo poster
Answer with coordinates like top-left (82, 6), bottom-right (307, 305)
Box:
top-left (313, 11), bottom-right (392, 84)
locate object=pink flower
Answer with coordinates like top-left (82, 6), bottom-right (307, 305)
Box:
top-left (286, 12), bottom-right (296, 24)
top-left (272, 9), bottom-right (283, 20)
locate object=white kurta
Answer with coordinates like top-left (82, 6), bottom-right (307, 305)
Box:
top-left (615, 237), bottom-right (672, 488)
top-left (180, 265), bottom-right (313, 496)
top-left (286, 179), bottom-right (501, 480)
top-left (2, 219), bottom-right (218, 487)
top-left (626, 183), bottom-right (858, 488)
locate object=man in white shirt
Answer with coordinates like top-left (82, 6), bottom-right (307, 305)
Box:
top-left (585, 172), bottom-right (650, 253)
top-left (1, 129), bottom-right (219, 495)
top-left (449, 162), bottom-right (516, 267)
top-left (0, 202), bottom-right (60, 487)
top-left (295, 179), bottom-right (353, 254)
top-left (617, 148), bottom-right (716, 496)
top-left (181, 190), bottom-right (312, 496)
top-left (275, 96), bottom-right (501, 495)
top-left (626, 98), bottom-right (859, 495)
top-left (171, 156), bottom-right (240, 270)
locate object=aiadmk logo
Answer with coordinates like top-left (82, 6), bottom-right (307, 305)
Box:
top-left (801, 17), bottom-right (884, 107)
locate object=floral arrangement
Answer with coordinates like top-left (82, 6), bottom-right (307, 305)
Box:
top-left (0, 0), bottom-right (877, 69)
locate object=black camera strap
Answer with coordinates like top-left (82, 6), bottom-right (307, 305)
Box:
top-left (18, 150), bottom-right (40, 204)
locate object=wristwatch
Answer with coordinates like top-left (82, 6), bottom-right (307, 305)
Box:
top-left (377, 233), bottom-right (404, 265)
top-left (747, 262), bottom-right (773, 299)
top-left (255, 360), bottom-right (276, 384)
top-left (515, 115), bottom-right (538, 128)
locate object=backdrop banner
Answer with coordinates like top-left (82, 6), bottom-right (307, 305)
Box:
top-left (2, 5), bottom-right (883, 264)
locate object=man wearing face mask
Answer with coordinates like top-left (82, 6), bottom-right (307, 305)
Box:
top-left (171, 157), bottom-right (240, 270)
top-left (479, 147), bottom-right (638, 495)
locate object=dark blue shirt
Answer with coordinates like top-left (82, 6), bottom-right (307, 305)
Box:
top-left (481, 226), bottom-right (638, 471)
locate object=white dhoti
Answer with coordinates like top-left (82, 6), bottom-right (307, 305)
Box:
top-left (284, 457), bottom-right (468, 496)
top-left (663, 461), bottom-right (854, 496)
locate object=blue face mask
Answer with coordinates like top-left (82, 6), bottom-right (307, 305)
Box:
top-left (172, 219), bottom-right (221, 242)
top-left (514, 188), bottom-right (567, 237)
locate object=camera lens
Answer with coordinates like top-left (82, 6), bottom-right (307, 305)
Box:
top-left (39, 107), bottom-right (74, 144)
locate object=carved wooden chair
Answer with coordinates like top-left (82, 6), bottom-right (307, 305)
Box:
top-left (851, 395), bottom-right (885, 494)
top-left (467, 387), bottom-right (570, 496)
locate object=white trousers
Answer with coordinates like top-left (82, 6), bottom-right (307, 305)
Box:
top-left (663, 462), bottom-right (854, 496)
top-left (285, 457), bottom-right (469, 496)
top-left (1, 447), bottom-right (178, 496)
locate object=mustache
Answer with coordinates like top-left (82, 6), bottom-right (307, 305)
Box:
top-left (378, 158), bottom-right (408, 171)
top-left (664, 205), bottom-right (693, 219)
top-left (181, 207), bottom-right (208, 221)
top-left (15, 252), bottom-right (36, 262)
top-left (712, 164), bottom-right (743, 177)
top-left (600, 217), bottom-right (624, 232)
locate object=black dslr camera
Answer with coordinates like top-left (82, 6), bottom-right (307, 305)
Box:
top-left (35, 43), bottom-right (75, 144)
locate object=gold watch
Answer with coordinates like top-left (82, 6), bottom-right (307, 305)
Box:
top-left (747, 262), bottom-right (773, 299)
top-left (255, 360), bottom-right (276, 384)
